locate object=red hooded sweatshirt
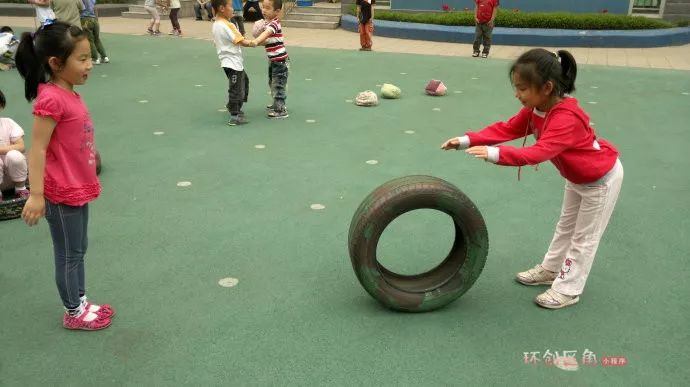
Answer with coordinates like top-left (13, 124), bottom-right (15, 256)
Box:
top-left (466, 97), bottom-right (619, 184)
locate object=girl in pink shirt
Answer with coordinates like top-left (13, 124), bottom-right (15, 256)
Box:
top-left (441, 48), bottom-right (623, 310)
top-left (16, 21), bottom-right (113, 330)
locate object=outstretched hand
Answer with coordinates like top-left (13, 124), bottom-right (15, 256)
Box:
top-left (465, 146), bottom-right (489, 160)
top-left (440, 137), bottom-right (460, 150)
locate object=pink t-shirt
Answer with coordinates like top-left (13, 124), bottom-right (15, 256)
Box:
top-left (33, 83), bottom-right (100, 206)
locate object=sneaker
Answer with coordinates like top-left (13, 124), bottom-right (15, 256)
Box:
top-left (481, 52), bottom-right (489, 58)
top-left (102, 57), bottom-right (110, 64)
top-left (267, 109), bottom-right (289, 119)
top-left (359, 47), bottom-right (372, 51)
top-left (81, 297), bottom-right (115, 319)
top-left (227, 116), bottom-right (248, 126)
top-left (177, 30), bottom-right (183, 37)
top-left (472, 51), bottom-right (480, 57)
top-left (153, 30), bottom-right (161, 36)
top-left (516, 264), bottom-right (557, 286)
top-left (15, 189), bottom-right (30, 200)
top-left (63, 310), bottom-right (111, 331)
top-left (535, 289), bottom-right (580, 309)
top-left (94, 58), bottom-right (101, 65)
top-left (195, 17), bottom-right (203, 21)
top-left (147, 28), bottom-right (154, 35)
top-left (266, 104), bottom-right (276, 111)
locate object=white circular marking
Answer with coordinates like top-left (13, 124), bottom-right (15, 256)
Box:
top-left (143, 51), bottom-right (149, 54)
top-left (306, 119), bottom-right (316, 123)
top-left (310, 204), bottom-right (325, 210)
top-left (454, 90), bottom-right (463, 94)
top-left (152, 64), bottom-right (160, 67)
top-left (400, 72), bottom-right (407, 75)
top-left (218, 277), bottom-right (239, 288)
top-left (176, 181), bottom-right (192, 187)
top-left (335, 67), bottom-right (342, 70)
top-left (590, 122), bottom-right (596, 126)
top-left (101, 74), bottom-right (108, 78)
top-left (432, 108), bottom-right (441, 111)
top-left (153, 131), bottom-right (165, 135)
top-left (254, 144), bottom-right (266, 149)
top-left (376, 84), bottom-right (382, 87)
top-left (139, 100), bottom-right (149, 104)
top-left (682, 92), bottom-right (689, 95)
top-left (404, 130), bottom-right (415, 134)
top-left (218, 108), bottom-right (227, 112)
top-left (345, 99), bottom-right (353, 103)
top-left (652, 185), bottom-right (657, 190)
top-left (590, 86), bottom-right (599, 89)
top-left (366, 160), bottom-right (379, 165)
top-left (588, 101), bottom-right (598, 105)
top-left (305, 78), bottom-right (312, 81)
top-left (471, 77), bottom-right (479, 80)
top-left (195, 84), bottom-right (204, 87)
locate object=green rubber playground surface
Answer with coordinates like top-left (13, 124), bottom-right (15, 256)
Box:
top-left (1, 31), bottom-right (689, 385)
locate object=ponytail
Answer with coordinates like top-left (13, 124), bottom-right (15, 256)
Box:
top-left (557, 50), bottom-right (577, 94)
top-left (15, 22), bottom-right (87, 102)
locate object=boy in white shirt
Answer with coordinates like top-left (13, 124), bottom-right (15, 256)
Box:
top-left (211, 0), bottom-right (257, 126)
top-left (0, 90), bottom-right (28, 201)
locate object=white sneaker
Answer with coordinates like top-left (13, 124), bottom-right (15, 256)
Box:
top-left (535, 289), bottom-right (580, 309)
top-left (94, 58), bottom-right (101, 65)
top-left (516, 264), bottom-right (557, 286)
top-left (102, 57), bottom-right (110, 63)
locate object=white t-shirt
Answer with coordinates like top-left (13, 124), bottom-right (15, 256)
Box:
top-left (34, 5), bottom-right (56, 25)
top-left (170, 0), bottom-right (181, 8)
top-left (212, 19), bottom-right (244, 71)
top-left (0, 117), bottom-right (24, 148)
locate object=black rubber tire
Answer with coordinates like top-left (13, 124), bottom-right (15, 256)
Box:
top-left (0, 190), bottom-right (27, 221)
top-left (348, 175), bottom-right (489, 312)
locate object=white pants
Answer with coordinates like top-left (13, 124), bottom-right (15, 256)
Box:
top-left (541, 159), bottom-right (624, 296)
top-left (0, 150), bottom-right (28, 191)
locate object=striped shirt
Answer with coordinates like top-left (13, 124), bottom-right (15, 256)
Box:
top-left (264, 18), bottom-right (288, 62)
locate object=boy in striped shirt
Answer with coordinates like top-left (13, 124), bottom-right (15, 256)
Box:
top-left (250, 0), bottom-right (289, 119)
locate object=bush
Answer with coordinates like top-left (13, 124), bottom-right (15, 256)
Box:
top-left (351, 9), bottom-right (677, 30)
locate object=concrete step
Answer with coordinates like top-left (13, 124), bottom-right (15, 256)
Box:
top-left (282, 19), bottom-right (340, 29)
top-left (292, 5), bottom-right (341, 15)
top-left (122, 11), bottom-right (169, 19)
top-left (664, 3), bottom-right (690, 14)
top-left (287, 12), bottom-right (341, 22)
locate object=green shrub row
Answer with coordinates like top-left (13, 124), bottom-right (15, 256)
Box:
top-left (352, 9), bottom-right (677, 30)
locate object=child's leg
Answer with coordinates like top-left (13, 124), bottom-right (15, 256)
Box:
top-left (4, 150), bottom-right (27, 189)
top-left (482, 25), bottom-right (493, 54)
top-left (92, 18), bottom-right (107, 59)
top-left (81, 18), bottom-right (98, 60)
top-left (552, 160), bottom-right (624, 296)
top-left (223, 67), bottom-right (243, 116)
top-left (45, 201), bottom-right (89, 311)
top-left (358, 23), bottom-right (367, 49)
top-left (170, 8), bottom-right (181, 31)
top-left (541, 181), bottom-right (582, 273)
top-left (365, 20), bottom-right (374, 48)
top-left (472, 23), bottom-right (483, 53)
top-left (270, 61), bottom-right (289, 111)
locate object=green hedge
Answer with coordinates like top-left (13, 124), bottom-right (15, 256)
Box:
top-left (355, 9), bottom-right (676, 30)
top-left (0, 0), bottom-right (132, 3)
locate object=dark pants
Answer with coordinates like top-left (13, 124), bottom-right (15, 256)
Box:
top-left (81, 17), bottom-right (107, 60)
top-left (473, 22), bottom-right (493, 54)
top-left (194, 2), bottom-right (213, 19)
top-left (45, 201), bottom-right (89, 310)
top-left (169, 8), bottom-right (181, 31)
top-left (268, 60), bottom-right (289, 111)
top-left (223, 67), bottom-right (249, 115)
top-left (243, 1), bottom-right (263, 22)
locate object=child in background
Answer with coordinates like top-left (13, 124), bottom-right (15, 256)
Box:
top-left (28, 0), bottom-right (57, 27)
top-left (0, 89), bottom-right (29, 201)
top-left (0, 27), bottom-right (19, 71)
top-left (16, 21), bottom-right (114, 330)
top-left (80, 0), bottom-right (110, 64)
top-left (232, 0), bottom-right (245, 35)
top-left (144, 0), bottom-right (161, 35)
top-left (473, 0), bottom-right (499, 58)
top-left (168, 0), bottom-right (183, 36)
top-left (441, 49), bottom-right (623, 309)
top-left (356, 0), bottom-right (375, 51)
top-left (211, 0), bottom-right (256, 126)
top-left (250, 0), bottom-right (289, 118)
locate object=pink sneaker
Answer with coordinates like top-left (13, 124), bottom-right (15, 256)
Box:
top-left (15, 189), bottom-right (30, 200)
top-left (63, 311), bottom-right (111, 331)
top-left (83, 300), bottom-right (115, 319)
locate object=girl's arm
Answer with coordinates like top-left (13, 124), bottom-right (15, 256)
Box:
top-left (466, 108), bottom-right (532, 146)
top-left (22, 116), bottom-right (56, 226)
top-left (495, 113), bottom-right (577, 166)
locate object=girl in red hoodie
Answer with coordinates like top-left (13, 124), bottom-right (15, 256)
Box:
top-left (441, 48), bottom-right (623, 309)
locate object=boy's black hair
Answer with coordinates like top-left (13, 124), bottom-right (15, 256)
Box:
top-left (0, 89), bottom-right (5, 109)
top-left (0, 26), bottom-right (13, 34)
top-left (15, 21), bottom-right (87, 101)
top-left (266, 0), bottom-right (283, 10)
top-left (509, 48), bottom-right (577, 97)
top-left (211, 0), bottom-right (229, 12)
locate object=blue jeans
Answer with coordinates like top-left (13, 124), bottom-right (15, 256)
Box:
top-left (45, 201), bottom-right (89, 310)
top-left (269, 60), bottom-right (289, 111)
